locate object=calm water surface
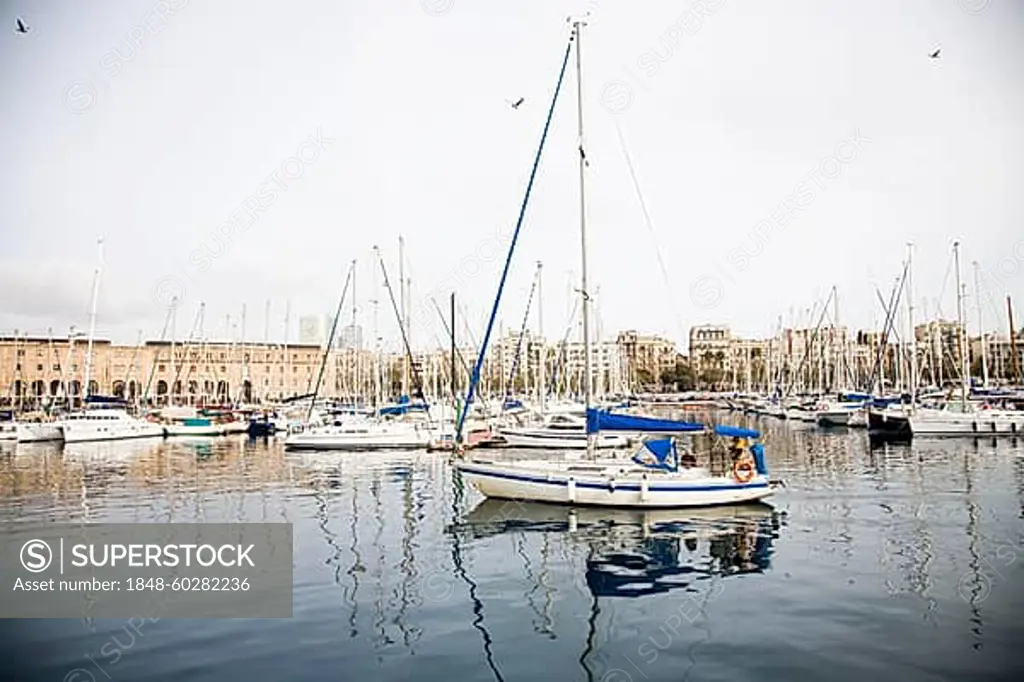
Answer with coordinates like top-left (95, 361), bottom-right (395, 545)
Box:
top-left (2, 413), bottom-right (1023, 682)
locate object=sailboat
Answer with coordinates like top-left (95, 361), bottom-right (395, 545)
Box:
top-left (283, 258), bottom-right (435, 451)
top-left (58, 241), bottom-right (165, 444)
top-left (453, 20), bottom-right (777, 508)
top-left (869, 242), bottom-right (1024, 438)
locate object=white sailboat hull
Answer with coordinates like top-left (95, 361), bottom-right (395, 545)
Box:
top-left (498, 427), bottom-right (628, 449)
top-left (456, 460), bottom-right (773, 508)
top-left (909, 408), bottom-right (1024, 436)
top-left (284, 424), bottom-right (432, 450)
top-left (16, 422), bottom-right (64, 442)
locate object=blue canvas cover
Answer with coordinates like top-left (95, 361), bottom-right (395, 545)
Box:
top-left (714, 425), bottom-right (761, 439)
top-left (632, 438), bottom-right (677, 472)
top-left (585, 409), bottom-right (704, 434)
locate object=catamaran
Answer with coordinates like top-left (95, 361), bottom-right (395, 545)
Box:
top-left (451, 20), bottom-right (779, 508)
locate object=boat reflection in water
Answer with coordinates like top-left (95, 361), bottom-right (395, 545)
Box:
top-left (451, 498), bottom-right (782, 681)
top-left (460, 499), bottom-right (779, 597)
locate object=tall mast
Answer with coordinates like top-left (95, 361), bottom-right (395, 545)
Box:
top-left (972, 261), bottom-right (988, 387)
top-left (372, 245), bottom-right (382, 407)
top-left (953, 241), bottom-right (968, 405)
top-left (832, 285), bottom-right (839, 392)
top-left (352, 260), bottom-right (359, 403)
top-left (537, 261), bottom-right (545, 415)
top-left (241, 303), bottom-right (248, 404)
top-left (906, 242), bottom-right (916, 403)
top-left (399, 236), bottom-right (408, 397)
top-left (571, 18), bottom-right (594, 459)
top-left (283, 300), bottom-right (291, 400)
top-left (450, 292), bottom-right (457, 407)
top-left (1009, 296), bottom-right (1021, 384)
top-left (83, 237), bottom-right (104, 401)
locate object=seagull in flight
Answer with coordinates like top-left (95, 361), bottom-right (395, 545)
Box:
top-left (15, 17), bottom-right (29, 34)
top-left (507, 97), bottom-right (524, 110)
top-left (929, 48), bottom-right (941, 59)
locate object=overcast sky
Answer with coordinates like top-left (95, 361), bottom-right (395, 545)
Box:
top-left (1, 0), bottom-right (1021, 353)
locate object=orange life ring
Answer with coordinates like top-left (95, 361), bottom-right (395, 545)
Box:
top-left (733, 458), bottom-right (755, 483)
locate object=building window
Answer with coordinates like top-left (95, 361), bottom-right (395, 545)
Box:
top-left (17, 349), bottom-right (24, 356)
top-left (36, 364), bottom-right (43, 372)
top-left (158, 364), bottom-right (166, 372)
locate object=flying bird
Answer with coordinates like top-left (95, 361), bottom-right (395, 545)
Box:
top-left (507, 97), bottom-right (524, 109)
top-left (929, 48), bottom-right (941, 59)
top-left (15, 17), bottom-right (29, 33)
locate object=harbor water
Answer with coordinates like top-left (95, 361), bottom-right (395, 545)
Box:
top-left (2, 415), bottom-right (1023, 682)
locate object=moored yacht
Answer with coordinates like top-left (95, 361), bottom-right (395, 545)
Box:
top-left (59, 396), bottom-right (164, 443)
top-left (284, 415), bottom-right (432, 451)
top-left (15, 413), bottom-right (64, 442)
top-left (60, 407), bottom-right (165, 443)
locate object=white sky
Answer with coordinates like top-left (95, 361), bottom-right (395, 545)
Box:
top-left (1, 0), bottom-right (1021, 354)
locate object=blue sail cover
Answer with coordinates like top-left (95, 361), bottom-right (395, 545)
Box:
top-left (379, 401), bottom-right (429, 416)
top-left (632, 438), bottom-right (677, 472)
top-left (586, 409), bottom-right (704, 434)
top-left (713, 425), bottom-right (761, 439)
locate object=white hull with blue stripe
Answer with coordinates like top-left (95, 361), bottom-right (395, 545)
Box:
top-left (456, 458), bottom-right (773, 508)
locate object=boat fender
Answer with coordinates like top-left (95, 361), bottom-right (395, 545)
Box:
top-left (567, 477), bottom-right (577, 503)
top-left (608, 478), bottom-right (616, 492)
top-left (733, 459), bottom-right (755, 484)
top-left (640, 474), bottom-right (649, 502)
top-left (972, 422), bottom-right (978, 432)
top-left (991, 422), bottom-right (997, 433)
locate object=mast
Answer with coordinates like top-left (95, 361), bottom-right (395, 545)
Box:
top-left (399, 236), bottom-right (408, 398)
top-left (240, 303), bottom-right (248, 405)
top-left (906, 242), bottom-right (917, 403)
top-left (450, 292), bottom-right (458, 407)
top-left (83, 238), bottom-right (104, 401)
top-left (972, 261), bottom-right (988, 387)
top-left (352, 260), bottom-right (359, 404)
top-left (1009, 296), bottom-right (1021, 384)
top-left (284, 300), bottom-right (291, 400)
top-left (372, 245), bottom-right (382, 407)
top-left (953, 241), bottom-right (968, 405)
top-left (537, 261), bottom-right (545, 415)
top-left (571, 17), bottom-right (594, 459)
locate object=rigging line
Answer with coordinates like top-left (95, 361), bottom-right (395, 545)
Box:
top-left (456, 32), bottom-right (575, 445)
top-left (377, 250), bottom-right (432, 422)
top-left (613, 116), bottom-right (685, 341)
top-left (142, 305), bottom-right (175, 404)
top-left (505, 266), bottom-right (541, 398)
top-left (550, 295), bottom-right (581, 396)
top-left (934, 249), bottom-right (956, 320)
top-left (431, 298), bottom-right (474, 379)
top-left (306, 261), bottom-right (354, 423)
